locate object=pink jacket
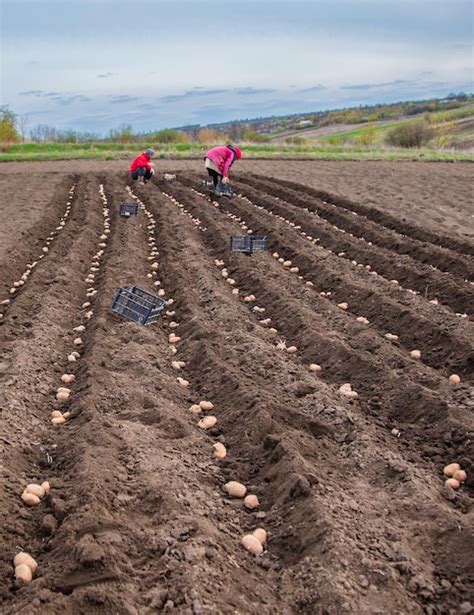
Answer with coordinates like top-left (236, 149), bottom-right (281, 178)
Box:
top-left (206, 146), bottom-right (235, 177)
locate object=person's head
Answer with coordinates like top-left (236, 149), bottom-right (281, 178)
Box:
top-left (227, 144), bottom-right (242, 160)
top-left (145, 148), bottom-right (155, 158)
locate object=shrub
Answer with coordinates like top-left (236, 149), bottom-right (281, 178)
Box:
top-left (385, 121), bottom-right (435, 148)
top-left (0, 106), bottom-right (20, 151)
top-left (154, 129), bottom-right (189, 143)
top-left (357, 124), bottom-right (377, 146)
top-left (285, 136), bottom-right (308, 146)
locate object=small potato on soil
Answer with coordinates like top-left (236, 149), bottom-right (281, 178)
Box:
top-left (309, 364), bottom-right (322, 373)
top-left (445, 478), bottom-right (460, 489)
top-left (21, 492), bottom-right (41, 506)
top-left (453, 469), bottom-right (467, 483)
top-left (199, 401), bottom-right (214, 411)
top-left (244, 495), bottom-right (260, 510)
top-left (14, 564), bottom-right (32, 583)
top-left (224, 481), bottom-right (247, 498)
top-left (410, 349), bottom-right (421, 360)
top-left (213, 443), bottom-right (227, 459)
top-left (61, 374), bottom-right (75, 384)
top-left (253, 528), bottom-right (267, 545)
top-left (189, 404), bottom-right (202, 414)
top-left (198, 416), bottom-right (217, 430)
top-left (448, 374), bottom-right (461, 384)
top-left (25, 484), bottom-right (45, 498)
top-left (443, 463), bottom-right (461, 477)
top-left (14, 552), bottom-right (38, 573)
top-left (241, 534), bottom-right (263, 556)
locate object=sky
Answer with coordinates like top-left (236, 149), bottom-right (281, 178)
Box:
top-left (0, 0), bottom-right (472, 135)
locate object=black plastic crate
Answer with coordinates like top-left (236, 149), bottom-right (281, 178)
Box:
top-left (111, 286), bottom-right (166, 325)
top-left (230, 235), bottom-right (267, 253)
top-left (120, 202), bottom-right (139, 217)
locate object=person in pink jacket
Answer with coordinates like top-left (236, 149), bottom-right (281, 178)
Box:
top-left (204, 144), bottom-right (243, 187)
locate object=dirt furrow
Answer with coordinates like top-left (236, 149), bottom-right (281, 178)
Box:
top-left (261, 174), bottom-right (474, 259)
top-left (137, 179), bottom-right (473, 614)
top-left (177, 178), bottom-right (474, 381)
top-left (224, 177), bottom-right (473, 316)
top-left (0, 176), bottom-right (78, 321)
top-left (0, 176), bottom-right (105, 610)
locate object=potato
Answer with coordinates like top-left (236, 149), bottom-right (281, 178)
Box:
top-left (56, 387), bottom-right (71, 401)
top-left (290, 267), bottom-right (299, 274)
top-left (443, 463), bottom-right (461, 477)
top-left (305, 281), bottom-right (314, 287)
top-left (337, 302), bottom-right (348, 310)
top-left (410, 350), bottom-right (421, 360)
top-left (51, 416), bottom-right (66, 425)
top-left (241, 534), bottom-right (263, 556)
top-left (244, 495), bottom-right (260, 510)
top-left (356, 317), bottom-right (369, 324)
top-left (73, 325), bottom-right (85, 333)
top-left (213, 443), bottom-right (227, 459)
top-left (339, 383), bottom-right (358, 399)
top-left (199, 401), bottom-right (214, 411)
top-left (168, 321), bottom-right (179, 329)
top-left (445, 478), bottom-right (460, 489)
top-left (61, 374), bottom-right (75, 384)
top-left (41, 481), bottom-right (51, 493)
top-left (151, 262), bottom-right (159, 270)
top-left (21, 492), bottom-right (40, 506)
top-left (309, 363), bottom-right (322, 373)
top-left (73, 337), bottom-right (83, 346)
top-left (171, 361), bottom-right (182, 370)
top-left (198, 416), bottom-right (217, 430)
top-left (14, 564), bottom-right (33, 583)
top-left (283, 260), bottom-right (292, 268)
top-left (67, 354), bottom-right (77, 363)
top-left (25, 484), bottom-right (45, 498)
top-left (169, 334), bottom-right (180, 344)
top-left (51, 410), bottom-right (63, 418)
top-left (253, 528), bottom-right (267, 545)
top-left (224, 481), bottom-right (247, 498)
top-left (177, 377), bottom-right (189, 388)
top-left (453, 469), bottom-right (467, 483)
top-left (448, 374), bottom-right (461, 384)
top-left (385, 333), bottom-right (399, 341)
top-left (14, 552), bottom-right (38, 573)
top-left (189, 404), bottom-right (202, 414)
top-left (286, 346), bottom-right (297, 354)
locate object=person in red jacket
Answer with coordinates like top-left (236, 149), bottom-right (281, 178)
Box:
top-left (130, 148), bottom-right (155, 183)
top-left (204, 144), bottom-right (242, 187)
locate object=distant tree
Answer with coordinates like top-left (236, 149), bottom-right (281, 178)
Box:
top-left (17, 113), bottom-right (30, 141)
top-left (109, 123), bottom-right (134, 143)
top-left (196, 128), bottom-right (226, 144)
top-left (30, 124), bottom-right (58, 142)
top-left (242, 126), bottom-right (269, 143)
top-left (0, 106), bottom-right (21, 150)
top-left (154, 129), bottom-right (189, 143)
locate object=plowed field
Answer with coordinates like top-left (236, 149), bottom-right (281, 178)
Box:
top-left (1, 161), bottom-right (473, 615)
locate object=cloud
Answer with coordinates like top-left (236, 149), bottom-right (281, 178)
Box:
top-left (19, 90), bottom-right (45, 96)
top-left (234, 87), bottom-right (277, 95)
top-left (159, 89), bottom-right (229, 103)
top-left (341, 80), bottom-right (416, 90)
top-left (98, 72), bottom-right (114, 78)
top-left (109, 95), bottom-right (140, 104)
top-left (298, 84), bottom-right (326, 93)
top-left (54, 95), bottom-right (92, 106)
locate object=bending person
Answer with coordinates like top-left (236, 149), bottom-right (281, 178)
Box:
top-left (204, 144), bottom-right (242, 187)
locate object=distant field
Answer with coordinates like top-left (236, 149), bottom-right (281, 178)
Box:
top-left (1, 142), bottom-right (473, 162)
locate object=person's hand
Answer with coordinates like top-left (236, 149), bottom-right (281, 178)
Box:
top-left (150, 168), bottom-right (155, 175)
top-left (222, 176), bottom-right (229, 184)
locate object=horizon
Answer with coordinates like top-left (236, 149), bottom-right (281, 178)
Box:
top-left (1, 0), bottom-right (472, 135)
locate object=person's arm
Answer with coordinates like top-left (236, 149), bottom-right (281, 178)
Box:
top-left (221, 150), bottom-right (234, 180)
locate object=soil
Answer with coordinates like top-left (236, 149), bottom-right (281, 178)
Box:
top-left (0, 160), bottom-right (473, 615)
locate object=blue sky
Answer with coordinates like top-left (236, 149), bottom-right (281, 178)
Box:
top-left (1, 0), bottom-right (472, 135)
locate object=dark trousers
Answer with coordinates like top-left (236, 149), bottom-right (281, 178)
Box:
top-left (207, 168), bottom-right (222, 187)
top-left (131, 167), bottom-right (153, 182)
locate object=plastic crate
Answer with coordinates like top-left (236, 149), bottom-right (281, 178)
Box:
top-left (120, 202), bottom-right (139, 217)
top-left (111, 286), bottom-right (166, 325)
top-left (214, 182), bottom-right (235, 198)
top-left (230, 235), bottom-right (267, 253)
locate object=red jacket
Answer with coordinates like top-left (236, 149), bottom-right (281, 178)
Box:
top-left (130, 152), bottom-right (153, 172)
top-left (206, 146), bottom-right (236, 177)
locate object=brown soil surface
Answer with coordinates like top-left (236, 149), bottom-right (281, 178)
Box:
top-left (0, 161), bottom-right (473, 615)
